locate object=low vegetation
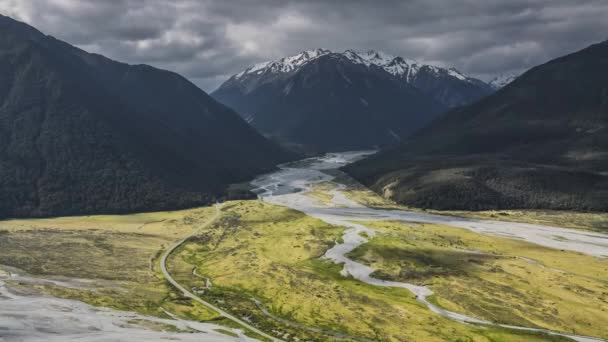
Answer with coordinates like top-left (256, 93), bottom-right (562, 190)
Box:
top-left (0, 207), bottom-right (237, 327)
top-left (167, 200), bottom-right (575, 341)
top-left (0, 199), bottom-right (595, 341)
top-left (307, 182), bottom-right (340, 206)
top-left (347, 220), bottom-right (608, 339)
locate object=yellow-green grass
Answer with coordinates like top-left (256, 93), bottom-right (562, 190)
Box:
top-left (0, 206), bottom-right (231, 324)
top-left (306, 182), bottom-right (337, 206)
top-left (326, 169), bottom-right (608, 232)
top-left (347, 220), bottom-right (608, 339)
top-left (323, 170), bottom-right (399, 209)
top-left (167, 200), bottom-right (573, 342)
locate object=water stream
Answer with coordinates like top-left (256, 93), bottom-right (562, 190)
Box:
top-left (251, 151), bottom-right (606, 342)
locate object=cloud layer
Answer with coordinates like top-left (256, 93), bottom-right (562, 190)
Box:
top-left (1, 0), bottom-right (607, 91)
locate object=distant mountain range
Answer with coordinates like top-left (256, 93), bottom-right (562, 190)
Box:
top-left (340, 49), bottom-right (495, 107)
top-left (0, 15), bottom-right (292, 218)
top-left (344, 41), bottom-right (608, 211)
top-left (213, 49), bottom-right (493, 153)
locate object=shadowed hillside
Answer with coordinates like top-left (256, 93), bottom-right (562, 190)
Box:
top-left (0, 15), bottom-right (293, 218)
top-left (344, 41), bottom-right (608, 211)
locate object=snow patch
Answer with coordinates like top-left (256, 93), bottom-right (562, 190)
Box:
top-left (388, 129), bottom-right (401, 142)
top-left (340, 71), bottom-right (352, 84)
top-left (447, 67), bottom-right (467, 81)
top-left (243, 113), bottom-right (255, 124)
top-left (235, 61), bottom-right (271, 79)
top-left (236, 48), bottom-right (330, 78)
top-left (283, 81), bottom-right (294, 95)
top-left (487, 72), bottom-right (520, 89)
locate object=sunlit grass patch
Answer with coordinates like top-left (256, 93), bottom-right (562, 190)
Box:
top-left (306, 182), bottom-right (338, 206)
top-left (348, 220), bottom-right (608, 339)
top-left (167, 200), bottom-right (575, 341)
top-left (0, 198), bottom-right (593, 341)
top-left (0, 206), bottom-right (222, 322)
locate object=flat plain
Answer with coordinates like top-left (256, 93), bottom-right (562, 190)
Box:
top-left (1, 166), bottom-right (606, 341)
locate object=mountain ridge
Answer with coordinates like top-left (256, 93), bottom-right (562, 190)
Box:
top-left (0, 14), bottom-right (292, 219)
top-left (343, 40), bottom-right (608, 211)
top-left (221, 48), bottom-right (494, 108)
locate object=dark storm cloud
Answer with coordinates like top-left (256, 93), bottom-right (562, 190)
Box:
top-left (2, 0), bottom-right (607, 90)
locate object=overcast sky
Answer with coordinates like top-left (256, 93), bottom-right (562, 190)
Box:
top-left (1, 0), bottom-right (607, 91)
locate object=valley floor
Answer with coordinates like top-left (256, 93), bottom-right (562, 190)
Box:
top-left (1, 152), bottom-right (607, 342)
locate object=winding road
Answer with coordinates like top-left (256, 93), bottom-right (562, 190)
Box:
top-left (159, 203), bottom-right (283, 342)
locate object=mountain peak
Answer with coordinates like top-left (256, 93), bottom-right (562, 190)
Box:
top-left (233, 48), bottom-right (449, 81)
top-left (0, 13), bottom-right (46, 40)
top-left (302, 48), bottom-right (331, 56)
top-left (224, 48), bottom-right (492, 107)
top-left (234, 48), bottom-right (331, 79)
top-left (361, 49), bottom-right (396, 62)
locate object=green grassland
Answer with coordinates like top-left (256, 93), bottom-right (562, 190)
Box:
top-left (347, 220), bottom-right (608, 339)
top-left (307, 182), bottom-right (340, 206)
top-left (0, 199), bottom-right (594, 341)
top-left (166, 200), bottom-right (575, 341)
top-left (0, 207), bottom-right (239, 326)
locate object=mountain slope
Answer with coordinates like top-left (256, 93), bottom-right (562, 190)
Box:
top-left (344, 41), bottom-right (608, 211)
top-left (0, 15), bottom-right (292, 218)
top-left (212, 49), bottom-right (450, 152)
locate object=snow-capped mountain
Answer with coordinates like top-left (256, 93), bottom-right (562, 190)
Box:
top-left (487, 72), bottom-right (519, 89)
top-left (342, 49), bottom-right (493, 107)
top-left (235, 48), bottom-right (468, 83)
top-left (212, 49), bottom-right (447, 153)
top-left (235, 48), bottom-right (331, 78)
top-left (224, 48), bottom-right (493, 108)
top-left (343, 49), bottom-right (468, 82)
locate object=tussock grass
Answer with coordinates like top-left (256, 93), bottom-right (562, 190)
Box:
top-left (348, 220), bottom-right (608, 339)
top-left (0, 206), bottom-right (222, 321)
top-left (0, 200), bottom-right (588, 341)
top-left (306, 182), bottom-right (337, 206)
top-left (167, 200), bottom-right (575, 341)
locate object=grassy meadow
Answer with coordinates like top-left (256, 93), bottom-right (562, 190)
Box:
top-left (166, 200), bottom-right (577, 341)
top-left (0, 198), bottom-right (600, 341)
top-left (0, 207), bottom-right (240, 328)
top-left (348, 220), bottom-right (608, 339)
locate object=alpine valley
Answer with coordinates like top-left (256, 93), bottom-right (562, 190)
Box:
top-left (1, 8), bottom-right (607, 342)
